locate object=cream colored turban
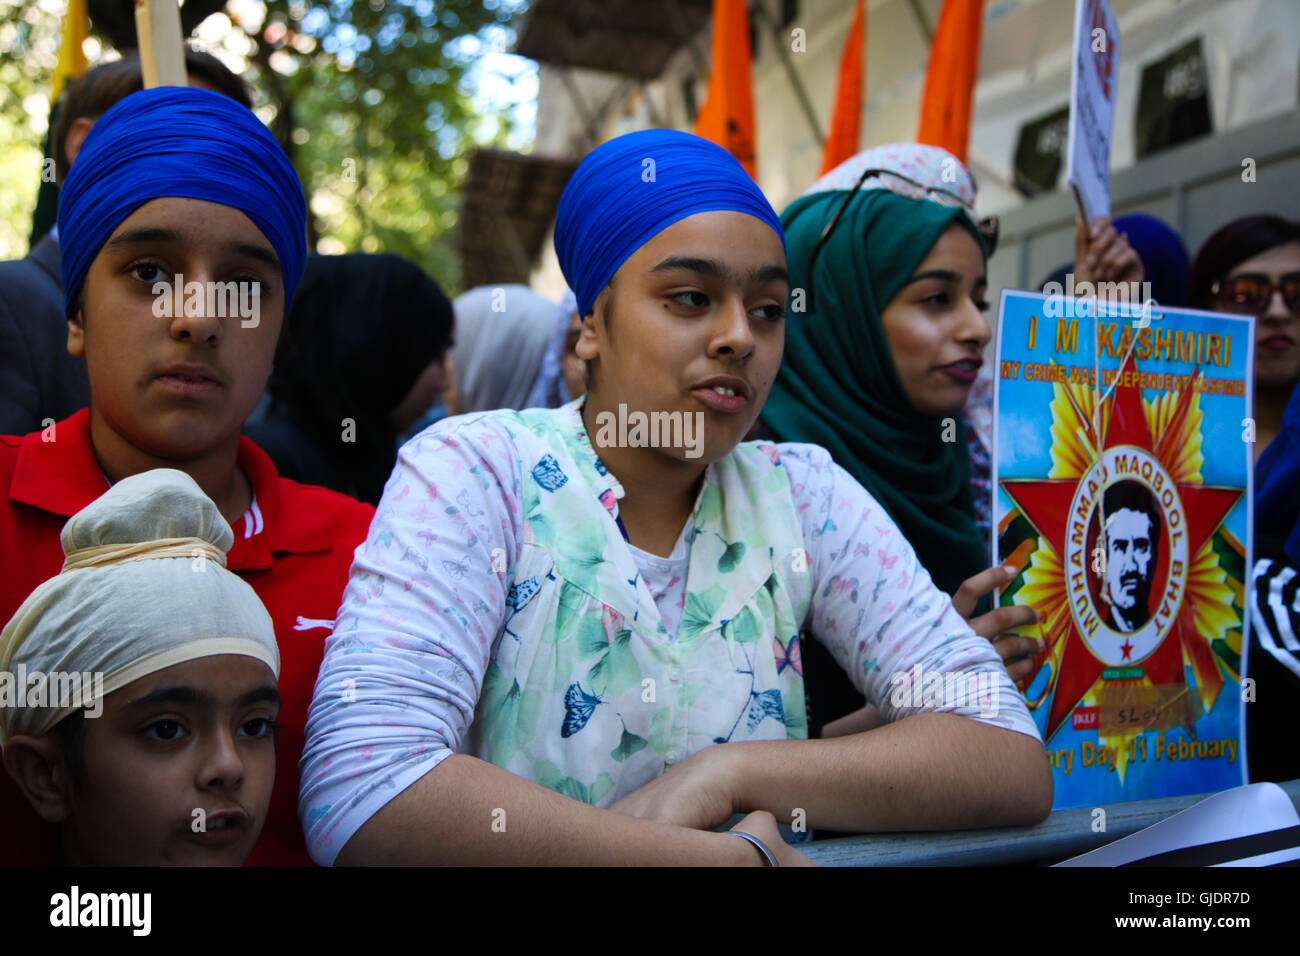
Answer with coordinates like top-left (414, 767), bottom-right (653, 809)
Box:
top-left (0, 469), bottom-right (279, 745)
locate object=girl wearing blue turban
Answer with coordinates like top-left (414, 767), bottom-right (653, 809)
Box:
top-left (0, 86), bottom-right (375, 867)
top-left (301, 129), bottom-right (1051, 867)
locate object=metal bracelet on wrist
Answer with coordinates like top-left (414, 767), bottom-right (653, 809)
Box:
top-left (729, 831), bottom-right (780, 867)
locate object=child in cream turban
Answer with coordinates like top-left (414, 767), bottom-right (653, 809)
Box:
top-left (1, 469), bottom-right (280, 866)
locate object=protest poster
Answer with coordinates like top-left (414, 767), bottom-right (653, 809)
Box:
top-left (1066, 0), bottom-right (1120, 221)
top-left (992, 289), bottom-right (1253, 808)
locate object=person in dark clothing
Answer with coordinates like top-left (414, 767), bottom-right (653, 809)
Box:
top-left (0, 48), bottom-right (251, 437)
top-left (246, 252), bottom-right (455, 505)
top-left (1247, 379), bottom-right (1300, 785)
top-left (0, 234), bottom-right (80, 434)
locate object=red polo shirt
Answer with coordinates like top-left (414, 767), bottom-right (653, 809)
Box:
top-left (0, 409), bottom-right (374, 865)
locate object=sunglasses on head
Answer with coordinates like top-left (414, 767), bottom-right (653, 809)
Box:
top-left (1211, 271), bottom-right (1300, 315)
top-left (804, 167), bottom-right (999, 309)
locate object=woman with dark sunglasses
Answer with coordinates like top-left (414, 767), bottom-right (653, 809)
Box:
top-left (759, 144), bottom-right (1039, 740)
top-left (1189, 215), bottom-right (1300, 787)
top-left (1189, 214), bottom-right (1300, 462)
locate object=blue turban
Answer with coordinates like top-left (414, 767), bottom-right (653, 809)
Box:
top-left (554, 129), bottom-right (785, 319)
top-left (58, 86), bottom-right (307, 317)
top-left (1113, 213), bottom-right (1190, 308)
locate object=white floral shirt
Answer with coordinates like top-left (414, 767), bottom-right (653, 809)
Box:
top-left (299, 401), bottom-right (1040, 864)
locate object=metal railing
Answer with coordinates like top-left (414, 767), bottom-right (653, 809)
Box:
top-left (801, 778), bottom-right (1300, 866)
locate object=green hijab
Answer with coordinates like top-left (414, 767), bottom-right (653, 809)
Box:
top-left (762, 189), bottom-right (987, 598)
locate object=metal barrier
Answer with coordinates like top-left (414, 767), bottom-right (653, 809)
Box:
top-left (800, 778), bottom-right (1300, 866)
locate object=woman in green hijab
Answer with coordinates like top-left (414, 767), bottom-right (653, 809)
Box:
top-left (761, 144), bottom-right (1039, 737)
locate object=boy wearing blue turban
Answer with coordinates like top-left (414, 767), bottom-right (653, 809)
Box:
top-left (0, 87), bottom-right (375, 866)
top-left (301, 129), bottom-right (1051, 866)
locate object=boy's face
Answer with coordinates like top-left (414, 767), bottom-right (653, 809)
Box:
top-left (68, 197), bottom-right (285, 460)
top-left (578, 210), bottom-right (788, 464)
top-left (62, 654), bottom-right (279, 866)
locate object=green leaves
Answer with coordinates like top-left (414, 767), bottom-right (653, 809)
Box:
top-left (718, 541), bottom-right (746, 573)
top-left (556, 581), bottom-right (603, 653)
top-left (1, 1), bottom-right (525, 281)
top-left (590, 773), bottom-right (615, 805)
top-left (527, 511), bottom-right (556, 549)
top-left (781, 685), bottom-right (808, 736)
top-left (479, 661), bottom-right (543, 759)
top-left (525, 756), bottom-right (563, 791)
top-left (555, 521), bottom-right (609, 594)
top-left (726, 607), bottom-right (762, 644)
top-left (554, 772), bottom-right (615, 806)
top-left (585, 628), bottom-right (641, 698)
top-left (554, 776), bottom-right (589, 803)
top-left (682, 586), bottom-right (726, 635)
top-left (695, 483), bottom-right (722, 525)
top-left (648, 709), bottom-right (672, 753)
top-left (479, 663), bottom-right (522, 758)
top-left (479, 661), bottom-right (514, 717)
top-left (610, 728), bottom-right (648, 763)
top-left (246, 1), bottom-right (516, 288)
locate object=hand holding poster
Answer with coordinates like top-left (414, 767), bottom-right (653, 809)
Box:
top-left (992, 290), bottom-right (1253, 808)
top-left (1066, 0), bottom-right (1120, 221)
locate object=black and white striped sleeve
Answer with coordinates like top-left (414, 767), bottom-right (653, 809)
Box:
top-left (1251, 558), bottom-right (1300, 681)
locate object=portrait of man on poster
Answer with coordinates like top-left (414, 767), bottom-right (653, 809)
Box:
top-left (1100, 481), bottom-right (1161, 632)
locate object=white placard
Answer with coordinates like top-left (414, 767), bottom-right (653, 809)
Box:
top-left (135, 0), bottom-right (187, 89)
top-left (1057, 783), bottom-right (1300, 866)
top-left (1066, 0), bottom-right (1120, 222)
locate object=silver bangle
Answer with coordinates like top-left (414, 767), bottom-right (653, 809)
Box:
top-left (730, 831), bottom-right (780, 867)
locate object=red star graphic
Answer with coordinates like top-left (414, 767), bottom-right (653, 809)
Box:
top-left (1121, 639), bottom-right (1133, 660)
top-left (1001, 351), bottom-right (1243, 741)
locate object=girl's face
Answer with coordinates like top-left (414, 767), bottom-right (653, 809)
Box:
top-left (68, 196), bottom-right (285, 460)
top-left (62, 654), bottom-right (279, 866)
top-left (577, 210), bottom-right (788, 465)
top-left (879, 224), bottom-right (991, 418)
top-left (1213, 241), bottom-right (1300, 392)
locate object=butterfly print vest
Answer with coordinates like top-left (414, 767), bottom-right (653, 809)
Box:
top-left (467, 403), bottom-right (813, 806)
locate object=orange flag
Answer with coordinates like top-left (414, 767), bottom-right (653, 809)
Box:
top-left (821, 0), bottom-right (866, 174)
top-left (916, 0), bottom-right (984, 163)
top-left (694, 0), bottom-right (758, 178)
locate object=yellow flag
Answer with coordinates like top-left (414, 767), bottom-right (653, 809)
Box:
top-left (51, 0), bottom-right (89, 103)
